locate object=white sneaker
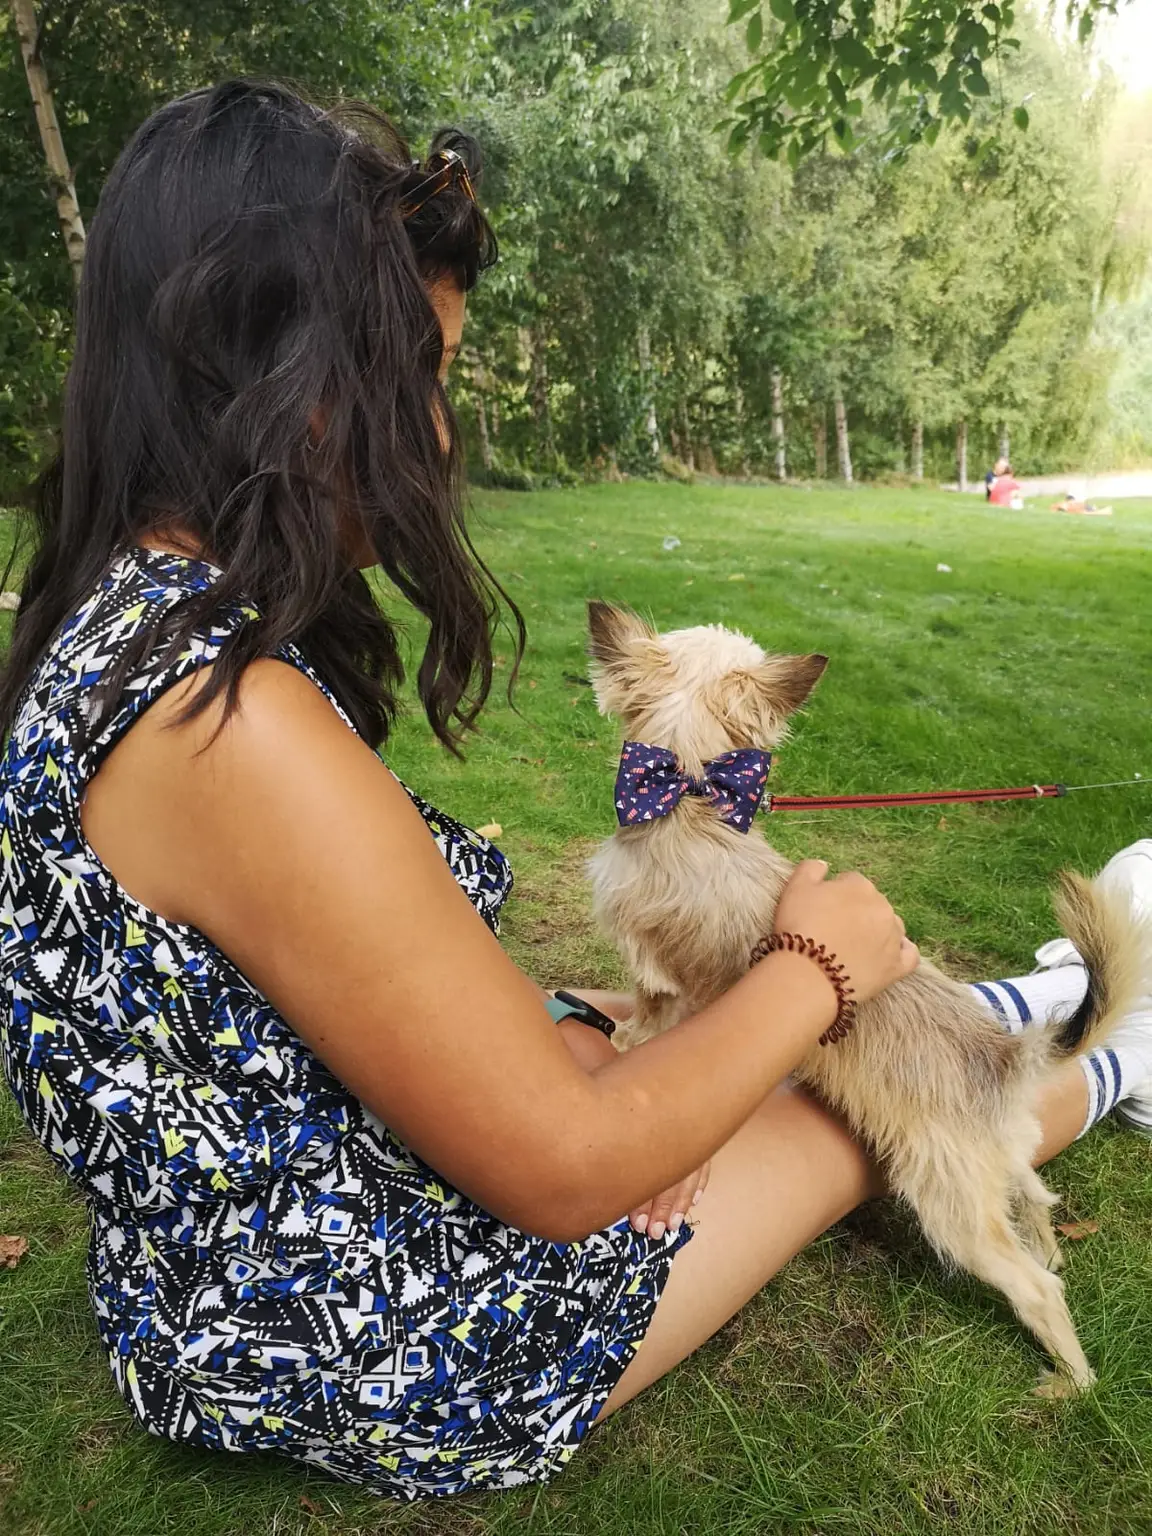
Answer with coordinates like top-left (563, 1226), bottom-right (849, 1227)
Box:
top-left (1096, 838), bottom-right (1152, 920)
top-left (1035, 840), bottom-right (1152, 1135)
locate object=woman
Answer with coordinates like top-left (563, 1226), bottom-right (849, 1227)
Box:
top-left (0, 82), bottom-right (1147, 1501)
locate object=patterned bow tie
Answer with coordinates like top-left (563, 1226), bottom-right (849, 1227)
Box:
top-left (614, 741), bottom-right (772, 834)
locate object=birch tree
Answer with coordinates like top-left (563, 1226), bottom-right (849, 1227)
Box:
top-left (8, 0), bottom-right (85, 283)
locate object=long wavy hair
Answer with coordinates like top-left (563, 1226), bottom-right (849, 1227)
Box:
top-left (0, 79), bottom-right (522, 752)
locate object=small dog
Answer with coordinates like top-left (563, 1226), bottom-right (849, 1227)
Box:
top-left (586, 601), bottom-right (1148, 1395)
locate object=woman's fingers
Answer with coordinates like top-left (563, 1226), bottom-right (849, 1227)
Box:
top-left (630, 1169), bottom-right (704, 1240)
top-left (692, 1159), bottom-right (712, 1206)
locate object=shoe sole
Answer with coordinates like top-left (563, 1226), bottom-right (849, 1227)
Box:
top-left (1114, 1103), bottom-right (1152, 1137)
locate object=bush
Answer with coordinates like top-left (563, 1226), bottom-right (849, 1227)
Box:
top-left (471, 453), bottom-right (537, 492)
top-left (0, 276), bottom-right (69, 501)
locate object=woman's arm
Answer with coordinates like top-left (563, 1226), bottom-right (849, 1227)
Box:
top-left (83, 659), bottom-right (914, 1242)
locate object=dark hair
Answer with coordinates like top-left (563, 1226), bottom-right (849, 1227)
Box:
top-left (0, 79), bottom-right (522, 752)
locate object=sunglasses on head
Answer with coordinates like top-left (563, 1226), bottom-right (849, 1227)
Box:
top-left (400, 149), bottom-right (477, 221)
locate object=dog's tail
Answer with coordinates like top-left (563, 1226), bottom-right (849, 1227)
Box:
top-left (1043, 870), bottom-right (1151, 1057)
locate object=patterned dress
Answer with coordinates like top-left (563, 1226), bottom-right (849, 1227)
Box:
top-left (0, 548), bottom-right (689, 1498)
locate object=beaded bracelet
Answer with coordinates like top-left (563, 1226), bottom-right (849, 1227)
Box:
top-left (749, 932), bottom-right (858, 1046)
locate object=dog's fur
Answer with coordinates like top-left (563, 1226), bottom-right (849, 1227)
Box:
top-left (586, 600), bottom-right (1150, 1395)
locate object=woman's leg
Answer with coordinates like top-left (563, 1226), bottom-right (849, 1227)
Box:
top-left (597, 1060), bottom-right (1090, 1418)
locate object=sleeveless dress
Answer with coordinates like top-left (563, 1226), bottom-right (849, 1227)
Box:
top-left (0, 548), bottom-right (690, 1498)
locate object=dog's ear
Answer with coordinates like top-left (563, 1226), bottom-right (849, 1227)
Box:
top-left (710, 653), bottom-right (827, 744)
top-left (586, 601), bottom-right (656, 666)
top-left (586, 601), bottom-right (666, 722)
top-left (756, 653), bottom-right (828, 717)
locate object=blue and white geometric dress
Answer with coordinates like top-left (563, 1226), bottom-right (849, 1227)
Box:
top-left (0, 548), bottom-right (690, 1498)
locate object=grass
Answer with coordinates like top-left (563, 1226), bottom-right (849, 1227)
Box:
top-left (2, 479), bottom-right (1152, 1534)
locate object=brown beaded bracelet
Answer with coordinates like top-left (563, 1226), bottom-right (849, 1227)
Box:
top-left (749, 932), bottom-right (859, 1046)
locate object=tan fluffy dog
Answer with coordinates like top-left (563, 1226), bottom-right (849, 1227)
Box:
top-left (586, 601), bottom-right (1149, 1395)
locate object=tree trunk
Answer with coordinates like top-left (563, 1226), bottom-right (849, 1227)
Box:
top-left (638, 326), bottom-right (660, 462)
top-left (771, 368), bottom-right (786, 482)
top-left (999, 425), bottom-right (1010, 462)
top-left (530, 322), bottom-right (552, 452)
top-left (475, 397), bottom-right (492, 469)
top-left (956, 418), bottom-right (968, 492)
top-left (733, 384), bottom-right (751, 477)
top-left (678, 402), bottom-right (695, 472)
top-left (813, 411), bottom-right (828, 479)
top-left (911, 419), bottom-right (924, 482)
top-left (10, 0), bottom-right (86, 285)
top-left (833, 390), bottom-right (852, 484)
top-left (467, 350), bottom-right (493, 470)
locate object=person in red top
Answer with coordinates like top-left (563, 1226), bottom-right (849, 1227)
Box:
top-left (989, 465), bottom-right (1023, 506)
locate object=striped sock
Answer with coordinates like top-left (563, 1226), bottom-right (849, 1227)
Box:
top-left (967, 968), bottom-right (1088, 1034)
top-left (968, 967), bottom-right (1146, 1137)
top-left (1076, 1044), bottom-right (1140, 1136)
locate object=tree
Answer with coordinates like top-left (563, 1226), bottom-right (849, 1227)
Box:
top-left (723, 0), bottom-right (1135, 163)
top-left (1, 0), bottom-right (495, 300)
top-left (8, 0), bottom-right (85, 283)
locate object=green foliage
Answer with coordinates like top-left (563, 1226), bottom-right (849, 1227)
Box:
top-left (0, 269), bottom-right (67, 497)
top-left (0, 0), bottom-right (1147, 493)
top-left (0, 0), bottom-right (495, 480)
top-left (1092, 280), bottom-right (1152, 466)
top-left (722, 0), bottom-right (1129, 162)
top-left (449, 2), bottom-right (1144, 485)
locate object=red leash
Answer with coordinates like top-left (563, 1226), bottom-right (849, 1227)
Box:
top-left (770, 783), bottom-right (1071, 813)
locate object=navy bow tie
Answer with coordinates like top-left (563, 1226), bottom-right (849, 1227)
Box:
top-left (614, 741), bottom-right (772, 834)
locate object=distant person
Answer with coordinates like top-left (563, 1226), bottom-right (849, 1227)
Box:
top-left (989, 465), bottom-right (1023, 507)
top-left (985, 455), bottom-right (1010, 500)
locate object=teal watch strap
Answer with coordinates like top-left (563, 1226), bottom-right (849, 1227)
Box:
top-left (543, 990), bottom-right (617, 1038)
top-left (544, 995), bottom-right (583, 1024)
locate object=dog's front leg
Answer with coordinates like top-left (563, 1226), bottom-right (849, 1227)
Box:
top-left (620, 989), bottom-right (688, 1049)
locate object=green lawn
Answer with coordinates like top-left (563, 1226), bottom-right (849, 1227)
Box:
top-left (2, 481), bottom-right (1152, 1534)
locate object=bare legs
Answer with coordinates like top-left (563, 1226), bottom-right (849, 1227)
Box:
top-left (597, 1056), bottom-right (1091, 1417)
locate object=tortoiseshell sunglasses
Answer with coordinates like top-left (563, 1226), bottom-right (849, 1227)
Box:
top-left (400, 149), bottom-right (477, 220)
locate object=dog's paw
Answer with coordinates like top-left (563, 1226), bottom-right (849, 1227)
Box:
top-left (1033, 1366), bottom-right (1096, 1400)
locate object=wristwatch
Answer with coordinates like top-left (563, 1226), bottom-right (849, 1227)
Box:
top-left (544, 988), bottom-right (617, 1039)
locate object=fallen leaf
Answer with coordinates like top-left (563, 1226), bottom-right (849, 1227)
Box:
top-left (77, 1500), bottom-right (97, 1514)
top-left (528, 679), bottom-right (537, 689)
top-left (1056, 1220), bottom-right (1098, 1240)
top-left (727, 573), bottom-right (745, 582)
top-left (937, 816), bottom-right (948, 829)
top-left (476, 822), bottom-right (502, 839)
top-left (299, 1494), bottom-right (323, 1515)
top-left (588, 541), bottom-right (598, 549)
top-left (0, 1235), bottom-right (28, 1269)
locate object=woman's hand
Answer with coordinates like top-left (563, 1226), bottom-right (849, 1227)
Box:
top-left (773, 859), bottom-right (919, 1005)
top-left (629, 1160), bottom-right (710, 1241)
